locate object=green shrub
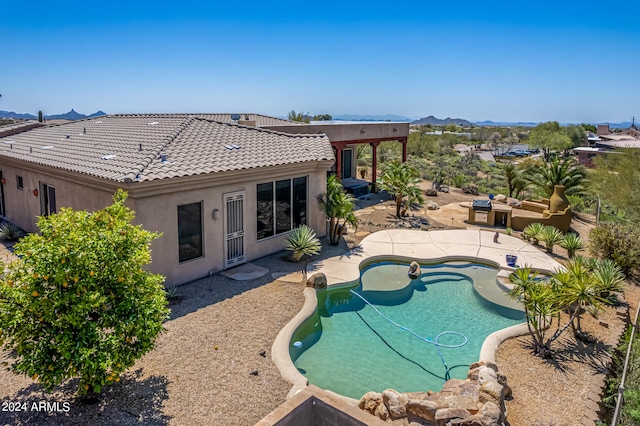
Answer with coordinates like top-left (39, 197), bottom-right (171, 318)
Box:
top-left (284, 225), bottom-right (321, 261)
top-left (452, 174), bottom-right (465, 188)
top-left (590, 222), bottom-right (640, 275)
top-left (0, 190), bottom-right (169, 398)
top-left (560, 233), bottom-right (585, 258)
top-left (567, 195), bottom-right (585, 213)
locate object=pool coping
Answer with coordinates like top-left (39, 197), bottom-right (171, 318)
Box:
top-left (272, 229), bottom-right (563, 400)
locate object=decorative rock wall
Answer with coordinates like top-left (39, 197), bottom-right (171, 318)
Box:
top-left (358, 361), bottom-right (510, 425)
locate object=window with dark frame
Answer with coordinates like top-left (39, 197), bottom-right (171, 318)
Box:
top-left (17, 176), bottom-right (23, 190)
top-left (177, 202), bottom-right (203, 262)
top-left (257, 176), bottom-right (307, 240)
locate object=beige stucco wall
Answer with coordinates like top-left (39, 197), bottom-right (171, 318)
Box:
top-left (134, 163), bottom-right (329, 287)
top-left (1, 159), bottom-right (331, 287)
top-left (263, 122), bottom-right (410, 142)
top-left (0, 161), bottom-right (124, 233)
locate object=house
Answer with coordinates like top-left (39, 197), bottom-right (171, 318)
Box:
top-left (0, 113), bottom-right (334, 286)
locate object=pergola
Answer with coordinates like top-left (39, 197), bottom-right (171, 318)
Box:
top-left (263, 121), bottom-right (410, 192)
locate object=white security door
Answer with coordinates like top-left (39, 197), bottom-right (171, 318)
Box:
top-left (224, 191), bottom-right (245, 268)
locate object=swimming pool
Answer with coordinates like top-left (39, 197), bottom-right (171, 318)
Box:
top-left (289, 260), bottom-right (525, 399)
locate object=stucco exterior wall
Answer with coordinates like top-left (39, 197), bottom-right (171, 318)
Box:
top-left (134, 164), bottom-right (329, 286)
top-left (0, 162), bottom-right (122, 233)
top-left (263, 122), bottom-right (410, 142)
top-left (1, 159), bottom-right (330, 287)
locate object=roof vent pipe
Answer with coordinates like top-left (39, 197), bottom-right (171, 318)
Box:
top-left (66, 134), bottom-right (70, 139)
top-left (139, 143), bottom-right (143, 151)
top-left (160, 153), bottom-right (168, 162)
top-left (83, 127), bottom-right (87, 134)
top-left (30, 147), bottom-right (32, 153)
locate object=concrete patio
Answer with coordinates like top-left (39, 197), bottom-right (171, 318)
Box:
top-left (306, 229), bottom-right (564, 286)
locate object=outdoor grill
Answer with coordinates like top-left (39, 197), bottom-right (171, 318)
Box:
top-left (472, 199), bottom-right (492, 212)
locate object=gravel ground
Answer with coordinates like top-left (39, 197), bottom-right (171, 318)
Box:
top-left (0, 239), bottom-right (349, 426)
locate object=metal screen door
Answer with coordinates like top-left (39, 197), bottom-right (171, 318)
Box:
top-left (224, 191), bottom-right (245, 268)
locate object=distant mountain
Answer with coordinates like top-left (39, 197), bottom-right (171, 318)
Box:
top-left (0, 109), bottom-right (107, 121)
top-left (332, 114), bottom-right (412, 122)
top-left (0, 110), bottom-right (37, 120)
top-left (474, 120), bottom-right (539, 127)
top-left (412, 115), bottom-right (474, 127)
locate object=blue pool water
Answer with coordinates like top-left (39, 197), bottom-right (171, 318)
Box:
top-left (290, 261), bottom-right (525, 399)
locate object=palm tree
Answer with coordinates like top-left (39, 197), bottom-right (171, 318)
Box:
top-left (499, 161), bottom-right (527, 198)
top-left (317, 175), bottom-right (358, 245)
top-left (287, 110), bottom-right (310, 123)
top-left (523, 157), bottom-right (586, 197)
top-left (378, 162), bottom-right (424, 218)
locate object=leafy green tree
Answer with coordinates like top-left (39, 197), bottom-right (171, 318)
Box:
top-left (522, 156), bottom-right (586, 197)
top-left (581, 123), bottom-right (597, 133)
top-left (563, 125), bottom-right (586, 149)
top-left (312, 113), bottom-right (332, 121)
top-left (589, 148), bottom-right (640, 222)
top-left (318, 175), bottom-right (358, 245)
top-left (0, 190), bottom-right (169, 399)
top-left (528, 121), bottom-right (573, 160)
top-left (378, 162), bottom-right (424, 218)
top-left (287, 110), bottom-right (310, 123)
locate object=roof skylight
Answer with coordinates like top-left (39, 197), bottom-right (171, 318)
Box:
top-left (41, 146), bottom-right (54, 150)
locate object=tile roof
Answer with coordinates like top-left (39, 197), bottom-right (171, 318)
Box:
top-left (0, 114), bottom-right (333, 183)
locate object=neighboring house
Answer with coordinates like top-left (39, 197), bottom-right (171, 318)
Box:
top-left (575, 123), bottom-right (640, 166)
top-left (0, 113), bottom-right (334, 286)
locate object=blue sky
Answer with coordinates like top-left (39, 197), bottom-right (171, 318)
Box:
top-left (1, 1), bottom-right (639, 123)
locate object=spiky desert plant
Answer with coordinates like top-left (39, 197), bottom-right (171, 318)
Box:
top-left (539, 226), bottom-right (564, 253)
top-left (284, 225), bottom-right (321, 261)
top-left (591, 258), bottom-right (626, 299)
top-left (560, 233), bottom-right (585, 258)
top-left (524, 222), bottom-right (545, 246)
top-left (0, 222), bottom-right (22, 241)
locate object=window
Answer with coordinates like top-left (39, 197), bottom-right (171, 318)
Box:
top-left (177, 202), bottom-right (203, 262)
top-left (257, 176), bottom-right (307, 240)
top-left (257, 183), bottom-right (274, 240)
top-left (40, 183), bottom-right (56, 216)
top-left (17, 176), bottom-right (23, 190)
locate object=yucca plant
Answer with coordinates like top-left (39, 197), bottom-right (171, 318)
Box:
top-left (560, 232), bottom-right (585, 258)
top-left (592, 258), bottom-right (626, 299)
top-left (539, 225), bottom-right (564, 253)
top-left (284, 225), bottom-right (321, 261)
top-left (523, 222), bottom-right (545, 246)
top-left (0, 222), bottom-right (22, 241)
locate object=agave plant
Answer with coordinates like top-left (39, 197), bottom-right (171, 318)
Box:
top-left (591, 258), bottom-right (626, 299)
top-left (560, 233), bottom-right (585, 258)
top-left (284, 225), bottom-right (321, 261)
top-left (0, 222), bottom-right (22, 241)
top-left (523, 222), bottom-right (545, 246)
top-left (539, 226), bottom-right (564, 253)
